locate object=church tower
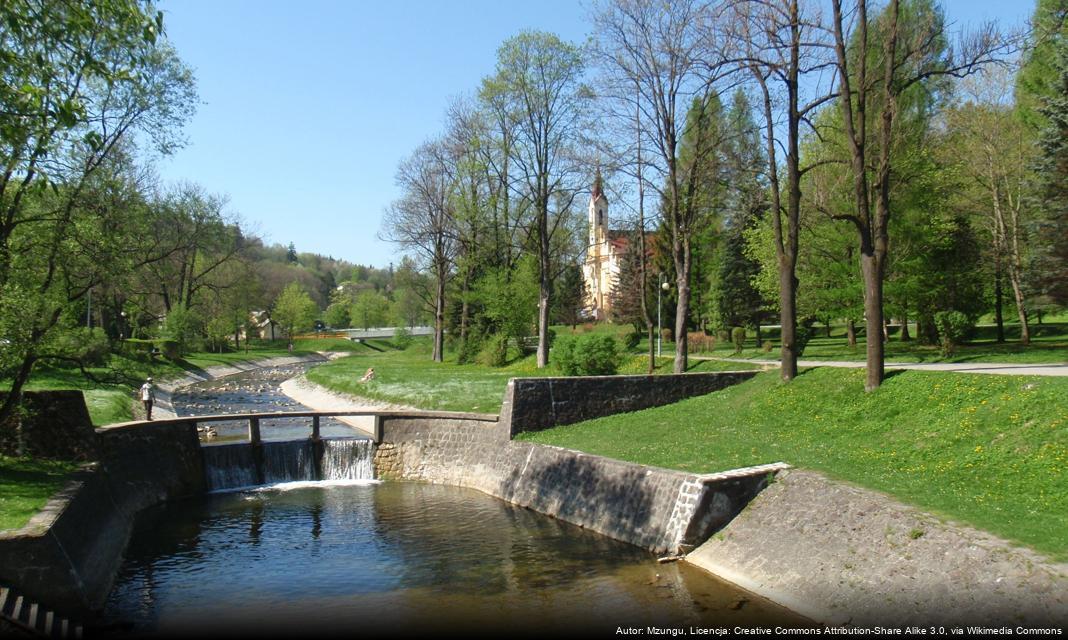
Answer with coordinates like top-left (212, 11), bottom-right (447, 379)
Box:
top-left (585, 167), bottom-right (610, 318)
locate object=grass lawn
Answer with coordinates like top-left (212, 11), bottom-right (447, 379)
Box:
top-left (518, 367), bottom-right (1068, 560)
top-left (306, 340), bottom-right (762, 414)
top-left (0, 456), bottom-right (79, 532)
top-left (682, 322), bottom-right (1068, 365)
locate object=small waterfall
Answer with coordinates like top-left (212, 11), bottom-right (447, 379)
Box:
top-left (203, 437), bottom-right (375, 491)
top-left (261, 440), bottom-right (316, 483)
top-left (321, 438), bottom-right (375, 480)
top-left (203, 444), bottom-right (258, 491)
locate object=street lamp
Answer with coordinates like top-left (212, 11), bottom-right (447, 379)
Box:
top-left (120, 311), bottom-right (127, 340)
top-left (657, 274), bottom-right (670, 358)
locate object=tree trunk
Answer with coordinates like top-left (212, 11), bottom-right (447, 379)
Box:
top-left (900, 303), bottom-right (911, 341)
top-left (846, 319), bottom-right (857, 347)
top-left (432, 269), bottom-right (445, 363)
top-left (673, 239), bottom-right (691, 374)
top-left (778, 263), bottom-right (798, 381)
top-left (994, 255), bottom-right (1005, 343)
top-left (861, 255), bottom-right (885, 392)
top-left (1010, 276), bottom-right (1030, 345)
top-left (537, 199), bottom-right (552, 368)
top-left (0, 355), bottom-right (36, 443)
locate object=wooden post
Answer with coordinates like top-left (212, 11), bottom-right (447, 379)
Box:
top-left (248, 416), bottom-right (261, 445)
top-left (311, 415), bottom-right (321, 441)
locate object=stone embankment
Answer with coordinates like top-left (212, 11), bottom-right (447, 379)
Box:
top-left (687, 469), bottom-right (1068, 626)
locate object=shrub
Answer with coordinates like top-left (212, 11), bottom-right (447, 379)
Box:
top-left (687, 332), bottom-right (714, 353)
top-left (731, 327), bottom-right (746, 353)
top-left (660, 328), bottom-right (673, 344)
top-left (716, 329), bottom-right (731, 344)
top-left (623, 330), bottom-right (642, 350)
top-left (935, 311), bottom-right (973, 357)
top-left (393, 326), bottom-right (412, 350)
top-left (761, 340), bottom-right (774, 353)
top-left (52, 327), bottom-right (110, 366)
top-left (477, 333), bottom-right (509, 367)
top-left (554, 334), bottom-right (621, 376)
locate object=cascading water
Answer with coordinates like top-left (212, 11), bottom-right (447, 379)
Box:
top-left (321, 438), bottom-right (375, 480)
top-left (203, 437), bottom-right (375, 491)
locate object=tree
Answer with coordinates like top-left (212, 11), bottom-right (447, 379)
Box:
top-left (734, 0), bottom-right (837, 382)
top-left (1033, 35), bottom-right (1068, 306)
top-left (350, 289), bottom-right (390, 330)
top-left (829, 0), bottom-right (1004, 390)
top-left (0, 2), bottom-right (196, 424)
top-left (271, 282), bottom-right (317, 341)
top-left (380, 141), bottom-right (458, 362)
top-left (593, 0), bottom-right (725, 373)
top-left (945, 68), bottom-right (1036, 343)
top-left (483, 31), bottom-right (589, 368)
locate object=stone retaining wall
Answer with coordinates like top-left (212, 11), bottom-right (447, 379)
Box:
top-left (499, 371), bottom-right (758, 436)
top-left (375, 413), bottom-right (784, 554)
top-left (0, 420), bottom-right (204, 616)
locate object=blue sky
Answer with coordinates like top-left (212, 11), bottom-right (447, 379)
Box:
top-left (154, 0), bottom-right (1032, 269)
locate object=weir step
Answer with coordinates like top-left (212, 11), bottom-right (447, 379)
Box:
top-left (0, 586), bottom-right (82, 638)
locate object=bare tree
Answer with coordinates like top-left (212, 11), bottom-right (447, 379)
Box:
top-left (380, 141), bottom-right (459, 362)
top-left (730, 0), bottom-right (837, 382)
top-left (593, 0), bottom-right (726, 374)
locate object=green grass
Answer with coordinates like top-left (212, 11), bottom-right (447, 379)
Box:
top-left (518, 367), bottom-right (1068, 560)
top-left (0, 456), bottom-right (78, 532)
top-left (306, 339), bottom-right (761, 414)
top-left (666, 322), bottom-right (1068, 365)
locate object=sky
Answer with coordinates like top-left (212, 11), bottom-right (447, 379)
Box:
top-left (154, 0), bottom-right (1033, 269)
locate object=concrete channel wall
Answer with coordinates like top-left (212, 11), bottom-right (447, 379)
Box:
top-left (0, 420), bottom-right (204, 616)
top-left (375, 413), bottom-right (785, 554)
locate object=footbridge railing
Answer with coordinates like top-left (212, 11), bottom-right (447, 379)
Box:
top-left (113, 410), bottom-right (500, 444)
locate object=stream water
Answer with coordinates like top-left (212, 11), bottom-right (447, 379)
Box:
top-left (98, 363), bottom-right (805, 636)
top-left (172, 363), bottom-right (364, 442)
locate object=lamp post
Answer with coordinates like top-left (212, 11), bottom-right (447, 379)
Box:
top-left (657, 274), bottom-right (669, 358)
top-left (120, 311), bottom-right (127, 340)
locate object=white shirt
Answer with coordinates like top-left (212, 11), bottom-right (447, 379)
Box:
top-left (140, 383), bottom-right (154, 402)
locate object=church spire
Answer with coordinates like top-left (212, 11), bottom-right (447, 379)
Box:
top-left (592, 166), bottom-right (607, 203)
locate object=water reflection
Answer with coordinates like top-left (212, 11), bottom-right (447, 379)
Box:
top-left (101, 482), bottom-right (803, 636)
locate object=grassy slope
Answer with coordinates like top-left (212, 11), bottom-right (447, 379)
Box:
top-left (0, 456), bottom-right (78, 532)
top-left (306, 341), bottom-right (761, 414)
top-left (518, 367), bottom-right (1068, 560)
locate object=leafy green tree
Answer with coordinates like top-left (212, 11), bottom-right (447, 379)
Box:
top-left (0, 2), bottom-right (196, 424)
top-left (323, 302), bottom-right (351, 329)
top-left (1033, 35), bottom-right (1068, 306)
top-left (1015, 0), bottom-right (1068, 132)
top-left (483, 30), bottom-right (588, 368)
top-left (350, 290), bottom-right (390, 330)
top-left (272, 282), bottom-right (317, 340)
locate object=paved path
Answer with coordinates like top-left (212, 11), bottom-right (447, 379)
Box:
top-left (699, 355), bottom-right (1068, 377)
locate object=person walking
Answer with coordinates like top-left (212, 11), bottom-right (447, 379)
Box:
top-left (141, 377), bottom-right (156, 420)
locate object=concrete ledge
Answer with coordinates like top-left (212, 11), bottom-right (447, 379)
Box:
top-left (685, 468), bottom-right (1068, 626)
top-left (500, 371), bottom-right (759, 436)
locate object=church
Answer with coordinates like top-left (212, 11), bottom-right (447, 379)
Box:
top-left (582, 170), bottom-right (645, 321)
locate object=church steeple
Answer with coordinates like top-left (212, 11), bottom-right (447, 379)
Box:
top-left (592, 166), bottom-right (607, 204)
